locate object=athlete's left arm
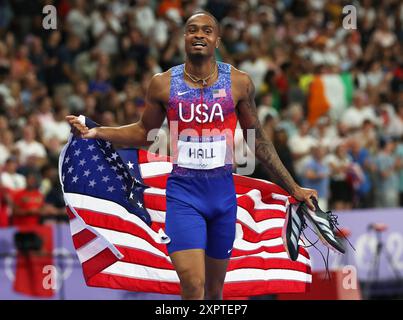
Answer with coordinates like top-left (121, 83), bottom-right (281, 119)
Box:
top-left (235, 72), bottom-right (317, 210)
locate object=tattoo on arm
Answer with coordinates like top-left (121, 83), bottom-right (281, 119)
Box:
top-left (238, 77), bottom-right (299, 194)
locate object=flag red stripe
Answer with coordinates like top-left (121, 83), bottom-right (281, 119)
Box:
top-left (151, 222), bottom-right (164, 233)
top-left (72, 228), bottom-right (97, 249)
top-left (66, 207), bottom-right (75, 220)
top-left (143, 193), bottom-right (167, 211)
top-left (81, 248), bottom-right (119, 281)
top-left (143, 175), bottom-right (169, 189)
top-left (115, 246), bottom-right (175, 270)
top-left (250, 210), bottom-right (286, 222)
top-left (237, 225), bottom-right (284, 242)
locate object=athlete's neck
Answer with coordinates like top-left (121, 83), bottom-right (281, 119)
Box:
top-left (185, 57), bottom-right (216, 79)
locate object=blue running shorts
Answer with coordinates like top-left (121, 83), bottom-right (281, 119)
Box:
top-left (165, 171), bottom-right (237, 259)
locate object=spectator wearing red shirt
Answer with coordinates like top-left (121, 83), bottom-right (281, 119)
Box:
top-left (0, 183), bottom-right (12, 227)
top-left (12, 172), bottom-right (44, 227)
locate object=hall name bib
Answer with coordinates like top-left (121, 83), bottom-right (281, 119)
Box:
top-left (177, 135), bottom-right (226, 170)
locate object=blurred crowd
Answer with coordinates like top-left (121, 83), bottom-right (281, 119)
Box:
top-left (0, 0), bottom-right (402, 227)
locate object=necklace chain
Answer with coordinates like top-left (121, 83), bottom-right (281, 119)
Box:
top-left (183, 63), bottom-right (217, 87)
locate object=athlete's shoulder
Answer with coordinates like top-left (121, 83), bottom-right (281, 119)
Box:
top-left (148, 70), bottom-right (171, 102)
top-left (148, 70), bottom-right (171, 93)
top-left (230, 65), bottom-right (253, 84)
top-left (150, 69), bottom-right (171, 85)
top-left (230, 65), bottom-right (255, 99)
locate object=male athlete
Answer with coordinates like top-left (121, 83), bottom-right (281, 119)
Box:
top-left (67, 12), bottom-right (322, 300)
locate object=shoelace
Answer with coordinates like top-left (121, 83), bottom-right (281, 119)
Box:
top-left (326, 210), bottom-right (356, 252)
top-left (302, 225), bottom-right (332, 280)
top-left (298, 214), bottom-right (333, 279)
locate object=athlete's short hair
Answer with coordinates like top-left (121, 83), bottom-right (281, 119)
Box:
top-left (185, 11), bottom-right (221, 35)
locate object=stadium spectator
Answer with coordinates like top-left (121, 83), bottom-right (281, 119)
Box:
top-left (288, 120), bottom-right (318, 181)
top-left (42, 105), bottom-right (71, 144)
top-left (302, 145), bottom-right (330, 211)
top-left (310, 116), bottom-right (335, 152)
top-left (0, 156), bottom-right (26, 192)
top-left (375, 138), bottom-right (400, 208)
top-left (11, 44), bottom-right (33, 80)
top-left (12, 171), bottom-right (45, 226)
top-left (278, 103), bottom-right (304, 140)
top-left (341, 91), bottom-right (378, 130)
top-left (15, 125), bottom-right (47, 166)
top-left (325, 142), bottom-right (354, 210)
top-left (348, 136), bottom-right (376, 208)
top-left (88, 65), bottom-right (112, 95)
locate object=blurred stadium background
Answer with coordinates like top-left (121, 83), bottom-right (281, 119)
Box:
top-left (0, 0), bottom-right (402, 300)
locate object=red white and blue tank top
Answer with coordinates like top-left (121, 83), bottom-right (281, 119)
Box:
top-left (167, 62), bottom-right (237, 177)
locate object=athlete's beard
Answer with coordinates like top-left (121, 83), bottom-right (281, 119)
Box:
top-left (186, 52), bottom-right (212, 64)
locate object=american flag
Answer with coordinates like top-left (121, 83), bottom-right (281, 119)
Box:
top-left (59, 116), bottom-right (311, 298)
top-left (213, 88), bottom-right (227, 99)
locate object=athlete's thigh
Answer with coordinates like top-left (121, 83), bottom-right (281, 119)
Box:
top-left (170, 249), bottom-right (206, 284)
top-left (204, 255), bottom-right (230, 288)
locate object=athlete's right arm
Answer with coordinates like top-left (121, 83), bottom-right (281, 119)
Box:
top-left (66, 73), bottom-right (168, 147)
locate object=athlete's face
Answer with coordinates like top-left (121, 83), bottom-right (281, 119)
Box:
top-left (184, 14), bottom-right (220, 58)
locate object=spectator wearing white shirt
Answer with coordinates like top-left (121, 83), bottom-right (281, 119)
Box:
top-left (42, 106), bottom-right (71, 144)
top-left (288, 121), bottom-right (318, 181)
top-left (341, 91), bottom-right (378, 130)
top-left (15, 125), bottom-right (47, 166)
top-left (0, 157), bottom-right (26, 191)
top-left (371, 17), bottom-right (397, 49)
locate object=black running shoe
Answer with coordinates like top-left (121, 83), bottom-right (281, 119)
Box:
top-left (282, 202), bottom-right (306, 261)
top-left (301, 198), bottom-right (345, 254)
